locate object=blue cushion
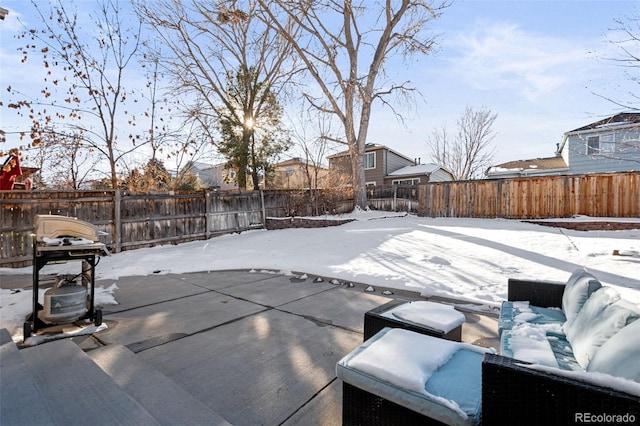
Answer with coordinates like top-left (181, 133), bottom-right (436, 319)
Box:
top-left (546, 333), bottom-right (582, 371)
top-left (425, 349), bottom-right (483, 420)
top-left (561, 269), bottom-right (602, 321)
top-left (587, 318), bottom-right (640, 382)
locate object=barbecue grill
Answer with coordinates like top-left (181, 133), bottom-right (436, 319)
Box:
top-left (24, 215), bottom-right (110, 342)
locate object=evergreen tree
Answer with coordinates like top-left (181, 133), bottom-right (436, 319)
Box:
top-left (217, 66), bottom-right (291, 190)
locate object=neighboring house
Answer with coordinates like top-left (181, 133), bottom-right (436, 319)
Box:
top-left (185, 161), bottom-right (238, 191)
top-left (327, 143), bottom-right (417, 186)
top-left (558, 112), bottom-right (640, 174)
top-left (485, 157), bottom-right (569, 178)
top-left (487, 113), bottom-right (640, 178)
top-left (384, 163), bottom-right (454, 185)
top-left (268, 157), bottom-right (328, 190)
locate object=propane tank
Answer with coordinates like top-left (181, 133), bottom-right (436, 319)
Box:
top-left (42, 275), bottom-right (87, 324)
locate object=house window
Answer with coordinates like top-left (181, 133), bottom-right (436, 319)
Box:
top-left (365, 181), bottom-right (376, 187)
top-left (364, 152), bottom-right (376, 169)
top-left (600, 134), bottom-right (615, 154)
top-left (392, 178), bottom-right (420, 185)
top-left (587, 134), bottom-right (615, 155)
top-left (587, 136), bottom-right (599, 154)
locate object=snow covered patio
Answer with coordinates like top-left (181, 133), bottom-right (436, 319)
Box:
top-left (1, 269), bottom-right (499, 425)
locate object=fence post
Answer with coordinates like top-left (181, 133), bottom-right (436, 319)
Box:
top-left (114, 189), bottom-right (122, 253)
top-left (393, 185), bottom-right (397, 211)
top-left (205, 189), bottom-right (211, 239)
top-left (260, 190), bottom-right (266, 226)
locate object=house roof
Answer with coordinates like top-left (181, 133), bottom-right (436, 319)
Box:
top-left (487, 156), bottom-right (568, 176)
top-left (558, 112), bottom-right (640, 153)
top-left (387, 163), bottom-right (441, 177)
top-left (274, 157), bottom-right (328, 169)
top-left (326, 143), bottom-right (415, 163)
top-left (567, 112), bottom-right (640, 133)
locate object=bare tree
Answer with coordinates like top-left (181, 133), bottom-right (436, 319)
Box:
top-left (258, 0), bottom-right (449, 209)
top-left (5, 0), bottom-right (146, 189)
top-left (135, 0), bottom-right (300, 190)
top-left (427, 106), bottom-right (497, 180)
top-left (598, 11), bottom-right (640, 111)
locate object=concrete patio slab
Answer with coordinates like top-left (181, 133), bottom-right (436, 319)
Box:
top-left (89, 344), bottom-right (231, 426)
top-left (178, 270), bottom-right (286, 290)
top-left (216, 273), bottom-right (337, 307)
top-left (97, 291), bottom-right (266, 347)
top-left (20, 339), bottom-right (159, 425)
top-left (2, 269), bottom-right (500, 425)
top-left (138, 308), bottom-right (363, 426)
top-left (281, 379), bottom-right (342, 426)
top-left (279, 287), bottom-right (392, 334)
top-left (97, 274), bottom-right (208, 313)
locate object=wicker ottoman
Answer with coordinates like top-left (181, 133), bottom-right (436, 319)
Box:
top-left (364, 300), bottom-right (465, 341)
top-left (337, 327), bottom-right (490, 426)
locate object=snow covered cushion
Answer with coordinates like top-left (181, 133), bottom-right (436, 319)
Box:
top-left (500, 325), bottom-right (559, 368)
top-left (499, 301), bottom-right (565, 336)
top-left (587, 317), bottom-right (640, 382)
top-left (561, 269), bottom-right (602, 321)
top-left (386, 301), bottom-right (466, 333)
top-left (336, 328), bottom-right (492, 426)
top-left (564, 288), bottom-right (640, 368)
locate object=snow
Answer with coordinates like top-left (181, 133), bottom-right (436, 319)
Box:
top-left (1, 211), bottom-right (639, 339)
top-left (23, 324), bottom-right (108, 347)
top-left (347, 329), bottom-right (490, 403)
top-left (382, 301), bottom-right (465, 333)
top-left (503, 325), bottom-right (559, 368)
top-left (522, 363), bottom-right (640, 397)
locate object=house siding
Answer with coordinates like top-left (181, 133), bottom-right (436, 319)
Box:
top-left (565, 128), bottom-right (640, 174)
top-left (386, 150), bottom-right (414, 175)
top-left (269, 160), bottom-right (328, 189)
top-left (329, 155), bottom-right (351, 175)
top-left (328, 144), bottom-right (418, 186)
top-left (430, 169), bottom-right (454, 182)
top-left (365, 148), bottom-right (386, 186)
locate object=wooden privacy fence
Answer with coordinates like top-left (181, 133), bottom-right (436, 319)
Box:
top-left (418, 172), bottom-right (640, 218)
top-left (367, 185), bottom-right (419, 213)
top-left (0, 189), bottom-right (354, 267)
top-left (2, 172), bottom-right (638, 267)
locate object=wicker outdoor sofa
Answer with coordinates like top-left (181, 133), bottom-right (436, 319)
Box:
top-left (337, 269), bottom-right (640, 425)
top-left (485, 270), bottom-right (640, 425)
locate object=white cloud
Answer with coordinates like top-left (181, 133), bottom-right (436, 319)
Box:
top-left (447, 22), bottom-right (592, 101)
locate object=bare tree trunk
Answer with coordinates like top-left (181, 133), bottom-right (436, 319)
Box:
top-left (258, 0), bottom-right (448, 210)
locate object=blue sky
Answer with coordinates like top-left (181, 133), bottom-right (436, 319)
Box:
top-left (384, 0), bottom-right (640, 164)
top-left (1, 0), bottom-right (638, 168)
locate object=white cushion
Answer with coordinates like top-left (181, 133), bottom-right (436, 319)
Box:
top-left (587, 318), bottom-right (640, 382)
top-left (565, 288), bottom-right (640, 368)
top-left (561, 269), bottom-right (602, 321)
top-left (385, 301), bottom-right (466, 333)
